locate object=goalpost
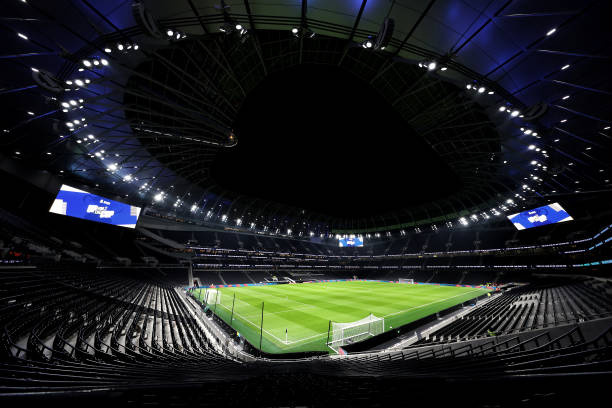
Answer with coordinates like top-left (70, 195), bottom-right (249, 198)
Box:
top-left (327, 313), bottom-right (384, 351)
top-left (203, 288), bottom-right (220, 305)
top-left (398, 278), bottom-right (414, 284)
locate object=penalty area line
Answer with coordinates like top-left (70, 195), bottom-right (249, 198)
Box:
top-left (382, 288), bottom-right (488, 318)
top-left (216, 303), bottom-right (288, 345)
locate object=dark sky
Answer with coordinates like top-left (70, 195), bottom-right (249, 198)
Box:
top-left (212, 64), bottom-right (460, 217)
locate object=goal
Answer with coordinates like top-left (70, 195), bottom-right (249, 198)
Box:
top-left (328, 314), bottom-right (384, 351)
top-left (398, 278), bottom-right (414, 284)
top-left (203, 288), bottom-right (220, 305)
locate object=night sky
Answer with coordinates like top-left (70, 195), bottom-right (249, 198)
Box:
top-left (212, 63), bottom-right (460, 217)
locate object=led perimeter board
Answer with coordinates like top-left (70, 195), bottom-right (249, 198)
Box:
top-left (507, 202), bottom-right (573, 230)
top-left (49, 184), bottom-right (141, 228)
top-left (339, 236), bottom-right (364, 247)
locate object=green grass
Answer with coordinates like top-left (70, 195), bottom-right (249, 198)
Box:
top-left (192, 281), bottom-right (490, 354)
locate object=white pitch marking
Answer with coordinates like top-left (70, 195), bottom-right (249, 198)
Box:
top-left (215, 303), bottom-right (287, 344)
top-left (239, 304), bottom-right (317, 319)
top-left (381, 288), bottom-right (487, 318)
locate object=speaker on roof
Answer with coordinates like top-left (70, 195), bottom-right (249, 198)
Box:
top-left (374, 18), bottom-right (395, 50)
top-left (132, 1), bottom-right (163, 39)
top-left (522, 102), bottom-right (548, 121)
top-left (32, 69), bottom-right (63, 93)
top-left (546, 159), bottom-right (565, 176)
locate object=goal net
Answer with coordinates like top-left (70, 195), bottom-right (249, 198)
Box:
top-left (203, 288), bottom-right (220, 305)
top-left (328, 314), bottom-right (384, 351)
top-left (398, 278), bottom-right (414, 284)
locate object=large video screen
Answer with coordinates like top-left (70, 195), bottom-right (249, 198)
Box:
top-left (507, 203), bottom-right (573, 230)
top-left (49, 184), bottom-right (141, 228)
top-left (339, 236), bottom-right (364, 247)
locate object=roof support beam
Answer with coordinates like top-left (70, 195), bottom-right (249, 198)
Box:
top-left (450, 0), bottom-right (512, 55)
top-left (394, 0), bottom-right (437, 57)
top-left (534, 49), bottom-right (611, 59)
top-left (552, 105), bottom-right (612, 125)
top-left (0, 85), bottom-right (37, 95)
top-left (485, 2), bottom-right (595, 78)
top-left (498, 11), bottom-right (582, 18)
top-left (545, 79), bottom-right (612, 96)
top-left (299, 0), bottom-right (307, 64)
top-left (187, 0), bottom-right (210, 34)
top-left (196, 40), bottom-right (246, 96)
top-left (337, 0), bottom-right (368, 66)
top-left (0, 51), bottom-right (58, 59)
top-left (243, 0), bottom-right (268, 76)
top-left (392, 78), bottom-right (441, 105)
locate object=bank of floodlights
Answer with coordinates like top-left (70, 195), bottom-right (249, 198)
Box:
top-left (165, 28), bottom-right (187, 41)
top-left (361, 18), bottom-right (395, 51)
top-left (291, 27), bottom-right (315, 39)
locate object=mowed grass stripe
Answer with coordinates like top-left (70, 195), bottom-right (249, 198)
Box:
top-left (195, 281), bottom-right (490, 354)
top-left (244, 282), bottom-right (431, 320)
top-left (226, 287), bottom-right (333, 340)
top-left (253, 283), bottom-right (471, 323)
top-left (224, 283), bottom-right (401, 335)
top-left (219, 283), bottom-right (483, 350)
top-left (215, 283), bottom-right (479, 342)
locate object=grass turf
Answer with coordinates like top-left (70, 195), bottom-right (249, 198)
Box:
top-left (192, 281), bottom-right (490, 354)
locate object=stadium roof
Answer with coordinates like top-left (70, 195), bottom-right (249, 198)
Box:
top-left (1, 0), bottom-right (611, 234)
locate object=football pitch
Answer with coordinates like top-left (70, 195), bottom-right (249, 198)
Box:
top-left (192, 281), bottom-right (491, 354)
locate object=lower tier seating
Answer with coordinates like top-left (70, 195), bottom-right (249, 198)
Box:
top-left (414, 278), bottom-right (612, 344)
top-left (1, 266), bottom-right (610, 406)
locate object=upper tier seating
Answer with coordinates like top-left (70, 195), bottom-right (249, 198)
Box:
top-left (151, 215), bottom-right (612, 261)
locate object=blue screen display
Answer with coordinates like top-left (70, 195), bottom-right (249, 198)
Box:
top-left (339, 236), bottom-right (364, 247)
top-left (507, 203), bottom-right (573, 230)
top-left (49, 185), bottom-right (141, 228)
